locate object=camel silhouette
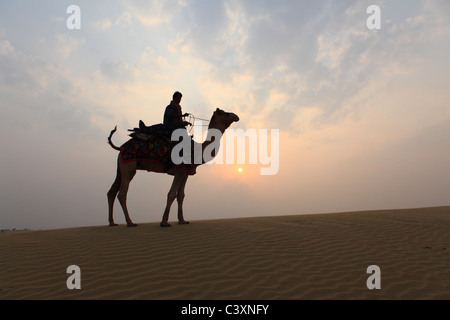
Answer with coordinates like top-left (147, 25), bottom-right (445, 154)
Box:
top-left (107, 108), bottom-right (239, 227)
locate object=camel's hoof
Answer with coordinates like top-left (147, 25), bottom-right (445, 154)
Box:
top-left (109, 223), bottom-right (119, 227)
top-left (178, 221), bottom-right (190, 225)
top-left (160, 222), bottom-right (172, 227)
top-left (127, 223), bottom-right (138, 227)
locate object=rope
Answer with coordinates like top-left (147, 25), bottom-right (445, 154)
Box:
top-left (193, 117), bottom-right (211, 122)
top-left (184, 113), bottom-right (210, 135)
top-left (185, 114), bottom-right (205, 134)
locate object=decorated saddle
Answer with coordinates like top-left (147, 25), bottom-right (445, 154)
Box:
top-left (138, 121), bottom-right (172, 137)
top-left (120, 122), bottom-right (197, 175)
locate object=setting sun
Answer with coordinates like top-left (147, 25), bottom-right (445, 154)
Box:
top-left (238, 167), bottom-right (243, 173)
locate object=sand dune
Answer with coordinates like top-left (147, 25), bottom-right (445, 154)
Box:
top-left (1, 206), bottom-right (449, 300)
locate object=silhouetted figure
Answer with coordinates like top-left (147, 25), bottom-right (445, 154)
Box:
top-left (164, 91), bottom-right (191, 134)
top-left (139, 91), bottom-right (191, 138)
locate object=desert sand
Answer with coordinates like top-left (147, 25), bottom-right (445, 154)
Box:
top-left (1, 206), bottom-right (449, 300)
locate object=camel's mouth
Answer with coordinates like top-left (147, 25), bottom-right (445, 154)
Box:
top-left (232, 113), bottom-right (240, 122)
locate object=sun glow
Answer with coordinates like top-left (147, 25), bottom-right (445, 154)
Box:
top-left (238, 167), bottom-right (243, 173)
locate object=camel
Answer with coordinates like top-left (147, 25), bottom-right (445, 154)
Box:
top-left (107, 108), bottom-right (239, 227)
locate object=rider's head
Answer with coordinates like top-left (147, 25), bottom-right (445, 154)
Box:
top-left (173, 91), bottom-right (182, 104)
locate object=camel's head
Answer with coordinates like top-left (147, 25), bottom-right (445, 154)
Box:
top-left (209, 108), bottom-right (240, 132)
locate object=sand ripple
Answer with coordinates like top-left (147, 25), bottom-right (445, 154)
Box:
top-left (1, 206), bottom-right (449, 299)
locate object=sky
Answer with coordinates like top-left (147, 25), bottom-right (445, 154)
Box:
top-left (1, 0), bottom-right (449, 230)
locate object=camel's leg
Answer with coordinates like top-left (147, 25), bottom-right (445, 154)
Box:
top-left (118, 167), bottom-right (138, 227)
top-left (107, 158), bottom-right (121, 226)
top-left (177, 174), bottom-right (189, 225)
top-left (161, 169), bottom-right (186, 227)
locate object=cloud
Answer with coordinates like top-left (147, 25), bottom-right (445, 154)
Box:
top-left (99, 60), bottom-right (135, 82)
top-left (233, 1), bottom-right (449, 132)
top-left (114, 11), bottom-right (133, 26)
top-left (123, 0), bottom-right (187, 26)
top-left (0, 38), bottom-right (14, 55)
top-left (0, 35), bottom-right (42, 92)
top-left (94, 18), bottom-right (113, 31)
top-left (160, 0), bottom-right (450, 137)
top-left (54, 34), bottom-right (86, 60)
top-left (0, 30), bottom-right (113, 139)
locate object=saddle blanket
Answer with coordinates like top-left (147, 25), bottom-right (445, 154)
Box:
top-left (120, 136), bottom-right (197, 175)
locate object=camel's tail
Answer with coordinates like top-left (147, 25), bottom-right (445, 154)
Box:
top-left (108, 126), bottom-right (121, 151)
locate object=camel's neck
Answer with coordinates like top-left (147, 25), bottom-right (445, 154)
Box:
top-left (200, 121), bottom-right (225, 165)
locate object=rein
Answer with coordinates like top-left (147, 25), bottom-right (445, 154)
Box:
top-left (184, 113), bottom-right (210, 135)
